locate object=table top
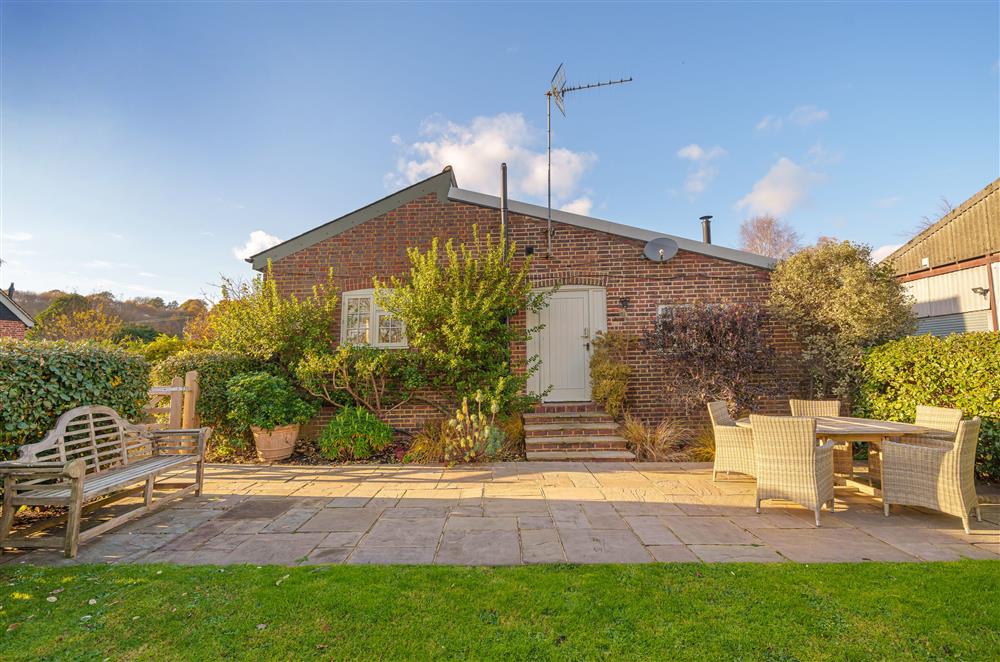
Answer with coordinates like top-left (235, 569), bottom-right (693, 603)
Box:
top-left (735, 415), bottom-right (933, 437)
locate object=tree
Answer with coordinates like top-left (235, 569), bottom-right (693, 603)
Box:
top-left (739, 215), bottom-right (801, 259)
top-left (113, 323), bottom-right (159, 344)
top-left (643, 301), bottom-right (774, 415)
top-left (375, 228), bottom-right (548, 413)
top-left (29, 305), bottom-right (123, 342)
top-left (768, 239), bottom-right (915, 400)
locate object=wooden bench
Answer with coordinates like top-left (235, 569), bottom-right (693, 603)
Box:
top-left (0, 405), bottom-right (210, 558)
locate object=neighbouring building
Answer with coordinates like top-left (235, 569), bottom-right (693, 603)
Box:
top-left (247, 167), bottom-right (803, 458)
top-left (887, 178), bottom-right (999, 335)
top-left (0, 286), bottom-right (34, 339)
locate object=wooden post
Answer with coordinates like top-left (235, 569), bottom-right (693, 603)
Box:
top-left (64, 461), bottom-right (86, 558)
top-left (0, 476), bottom-right (14, 553)
top-left (168, 376), bottom-right (183, 429)
top-left (182, 370), bottom-right (199, 428)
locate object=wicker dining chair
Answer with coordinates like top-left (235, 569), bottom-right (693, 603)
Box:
top-left (707, 401), bottom-right (755, 481)
top-left (750, 414), bottom-right (835, 526)
top-left (789, 399), bottom-right (853, 476)
top-left (882, 417), bottom-right (982, 533)
top-left (870, 405), bottom-right (964, 484)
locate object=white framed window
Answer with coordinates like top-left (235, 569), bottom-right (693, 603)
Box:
top-left (341, 289), bottom-right (407, 348)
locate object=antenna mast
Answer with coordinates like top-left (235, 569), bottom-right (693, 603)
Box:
top-left (546, 64), bottom-right (632, 256)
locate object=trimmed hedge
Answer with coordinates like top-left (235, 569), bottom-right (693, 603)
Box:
top-left (152, 349), bottom-right (268, 443)
top-left (855, 332), bottom-right (1000, 481)
top-left (0, 340), bottom-right (150, 456)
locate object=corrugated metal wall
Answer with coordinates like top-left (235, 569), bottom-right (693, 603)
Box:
top-left (915, 310), bottom-right (993, 336)
top-left (890, 178), bottom-right (998, 275)
top-left (903, 265), bottom-right (992, 317)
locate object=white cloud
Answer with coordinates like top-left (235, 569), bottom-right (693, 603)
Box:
top-left (676, 144), bottom-right (726, 197)
top-left (756, 105), bottom-right (829, 131)
top-left (388, 113), bottom-right (596, 205)
top-left (872, 244), bottom-right (903, 262)
top-left (83, 260), bottom-right (114, 269)
top-left (107, 232), bottom-right (125, 240)
top-left (1, 231), bottom-right (32, 242)
top-left (560, 197), bottom-right (593, 215)
top-left (137, 271), bottom-right (158, 278)
top-left (233, 230), bottom-right (281, 260)
top-left (736, 157), bottom-right (824, 217)
top-left (875, 195), bottom-right (902, 209)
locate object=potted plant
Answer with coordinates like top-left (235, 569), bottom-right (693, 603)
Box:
top-left (226, 372), bottom-right (318, 461)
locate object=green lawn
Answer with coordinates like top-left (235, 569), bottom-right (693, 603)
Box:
top-left (1, 562), bottom-right (998, 660)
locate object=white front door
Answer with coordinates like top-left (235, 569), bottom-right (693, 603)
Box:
top-left (528, 287), bottom-right (607, 402)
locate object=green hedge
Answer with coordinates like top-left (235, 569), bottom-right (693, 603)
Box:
top-left (0, 340), bottom-right (150, 456)
top-left (152, 349), bottom-right (268, 443)
top-left (855, 332), bottom-right (1000, 481)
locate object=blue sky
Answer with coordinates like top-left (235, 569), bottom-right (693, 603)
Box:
top-left (2, 1), bottom-right (998, 302)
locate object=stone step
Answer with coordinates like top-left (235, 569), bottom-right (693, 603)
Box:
top-left (524, 422), bottom-right (621, 437)
top-left (525, 449), bottom-right (636, 462)
top-left (529, 402), bottom-right (603, 414)
top-left (525, 434), bottom-right (628, 446)
top-left (523, 411), bottom-right (615, 425)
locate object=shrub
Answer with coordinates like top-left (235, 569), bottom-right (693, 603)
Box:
top-left (318, 406), bottom-right (394, 461)
top-left (138, 334), bottom-right (186, 363)
top-left (28, 305), bottom-right (123, 342)
top-left (620, 413), bottom-right (689, 462)
top-left (445, 393), bottom-right (503, 464)
top-left (0, 340), bottom-right (149, 456)
top-left (226, 372), bottom-right (318, 432)
top-left (769, 239), bottom-right (914, 400)
top-left (375, 228), bottom-right (548, 414)
top-left (114, 323), bottom-right (159, 344)
top-left (590, 331), bottom-right (632, 418)
top-left (688, 426), bottom-right (716, 462)
top-left (152, 349), bottom-right (267, 441)
top-left (643, 301), bottom-right (773, 415)
top-left (855, 332), bottom-right (1000, 481)
top-left (296, 344), bottom-right (424, 417)
top-left (209, 262), bottom-right (339, 370)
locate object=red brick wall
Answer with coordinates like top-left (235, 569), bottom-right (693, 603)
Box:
top-left (0, 320), bottom-right (27, 340)
top-left (269, 193), bottom-right (803, 436)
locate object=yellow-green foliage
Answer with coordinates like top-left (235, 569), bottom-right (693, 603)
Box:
top-left (405, 419), bottom-right (451, 463)
top-left (590, 331), bottom-right (631, 418)
top-left (620, 413), bottom-right (689, 462)
top-left (688, 426), bottom-right (716, 462)
top-left (446, 393), bottom-right (502, 464)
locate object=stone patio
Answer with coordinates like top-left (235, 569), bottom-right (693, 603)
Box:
top-left (3, 462), bottom-right (998, 566)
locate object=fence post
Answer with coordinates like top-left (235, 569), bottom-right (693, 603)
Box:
top-left (168, 377), bottom-right (183, 429)
top-left (182, 370), bottom-right (199, 428)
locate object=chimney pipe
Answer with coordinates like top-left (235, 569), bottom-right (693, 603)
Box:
top-left (6, 283), bottom-right (13, 299)
top-left (500, 163), bottom-right (509, 247)
top-left (700, 215), bottom-right (713, 244)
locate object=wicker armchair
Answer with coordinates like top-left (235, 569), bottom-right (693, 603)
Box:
top-left (882, 417), bottom-right (982, 533)
top-left (750, 414), bottom-right (835, 526)
top-left (708, 401), bottom-right (755, 481)
top-left (789, 399), bottom-right (853, 476)
top-left (914, 405), bottom-right (963, 438)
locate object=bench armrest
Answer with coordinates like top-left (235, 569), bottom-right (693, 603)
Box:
top-left (0, 458), bottom-right (86, 479)
top-left (148, 427), bottom-right (212, 459)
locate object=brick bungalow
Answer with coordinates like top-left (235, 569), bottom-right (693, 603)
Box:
top-left (0, 287), bottom-right (34, 340)
top-left (248, 167), bottom-right (801, 459)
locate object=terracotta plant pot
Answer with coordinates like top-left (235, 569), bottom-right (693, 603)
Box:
top-left (251, 424), bottom-right (299, 462)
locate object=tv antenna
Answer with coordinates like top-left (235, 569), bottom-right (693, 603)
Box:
top-left (545, 63), bottom-right (632, 256)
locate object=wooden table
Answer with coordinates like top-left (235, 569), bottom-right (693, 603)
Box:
top-left (735, 416), bottom-right (934, 495)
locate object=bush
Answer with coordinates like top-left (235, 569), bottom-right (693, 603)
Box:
top-left (152, 350), bottom-right (267, 442)
top-left (0, 340), bottom-right (149, 456)
top-left (114, 323), bottom-right (159, 344)
top-left (318, 406), bottom-right (394, 461)
top-left (226, 372), bottom-right (318, 432)
top-left (405, 419), bottom-right (451, 463)
top-left (138, 334), bottom-right (186, 363)
top-left (855, 332), bottom-right (1000, 481)
top-left (445, 393), bottom-right (503, 464)
top-left (296, 344), bottom-right (424, 417)
top-left (209, 262), bottom-right (339, 371)
top-left (375, 228), bottom-right (548, 414)
top-left (643, 301), bottom-right (773, 415)
top-left (590, 331), bottom-right (632, 418)
top-left (769, 239), bottom-right (914, 400)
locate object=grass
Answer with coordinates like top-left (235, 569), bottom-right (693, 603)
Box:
top-left (1, 561), bottom-right (998, 660)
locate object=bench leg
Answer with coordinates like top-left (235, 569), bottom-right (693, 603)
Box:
top-left (195, 458), bottom-right (205, 497)
top-left (64, 478), bottom-right (84, 559)
top-left (144, 476), bottom-right (155, 507)
top-left (0, 477), bottom-right (15, 554)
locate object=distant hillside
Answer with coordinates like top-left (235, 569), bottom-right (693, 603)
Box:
top-left (10, 288), bottom-right (208, 337)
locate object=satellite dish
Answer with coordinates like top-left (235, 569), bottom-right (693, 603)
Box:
top-left (643, 237), bottom-right (679, 262)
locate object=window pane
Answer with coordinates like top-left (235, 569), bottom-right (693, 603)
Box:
top-left (377, 314), bottom-right (404, 344)
top-left (345, 296), bottom-right (371, 343)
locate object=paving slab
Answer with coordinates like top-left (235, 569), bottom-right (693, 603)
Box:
top-left (520, 529), bottom-right (566, 563)
top-left (689, 544), bottom-right (785, 563)
top-left (348, 546), bottom-right (436, 565)
top-left (647, 545), bottom-right (700, 562)
top-left (660, 516), bottom-right (759, 545)
top-left (435, 530), bottom-right (521, 565)
top-left (298, 508), bottom-right (381, 533)
top-left (361, 517), bottom-right (446, 548)
top-left (559, 529), bottom-right (652, 564)
top-left (750, 528), bottom-right (919, 563)
top-left (216, 497), bottom-right (296, 521)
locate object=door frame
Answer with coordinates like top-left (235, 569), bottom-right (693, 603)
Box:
top-left (526, 286), bottom-right (608, 402)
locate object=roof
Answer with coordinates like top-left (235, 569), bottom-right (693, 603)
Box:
top-left (247, 167), bottom-right (777, 271)
top-left (0, 290), bottom-right (35, 328)
top-left (886, 177), bottom-right (999, 276)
